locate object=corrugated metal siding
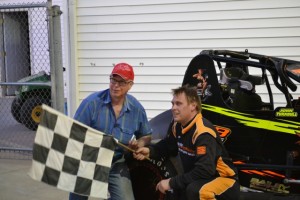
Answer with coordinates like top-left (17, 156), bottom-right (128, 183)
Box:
top-left (73, 0), bottom-right (300, 119)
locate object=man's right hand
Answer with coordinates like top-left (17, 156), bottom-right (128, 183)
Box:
top-left (133, 147), bottom-right (150, 160)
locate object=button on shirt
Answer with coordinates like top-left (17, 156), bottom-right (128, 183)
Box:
top-left (74, 89), bottom-right (152, 159)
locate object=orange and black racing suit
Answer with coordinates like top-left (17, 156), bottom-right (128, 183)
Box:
top-left (149, 113), bottom-right (240, 200)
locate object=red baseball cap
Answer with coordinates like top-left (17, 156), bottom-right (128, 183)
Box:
top-left (111, 63), bottom-right (134, 81)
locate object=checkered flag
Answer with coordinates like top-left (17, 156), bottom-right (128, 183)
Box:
top-left (28, 105), bottom-right (117, 199)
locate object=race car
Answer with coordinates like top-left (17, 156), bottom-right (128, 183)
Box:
top-left (128, 49), bottom-right (300, 200)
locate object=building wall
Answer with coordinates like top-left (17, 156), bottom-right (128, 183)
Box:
top-left (68, 0), bottom-right (300, 119)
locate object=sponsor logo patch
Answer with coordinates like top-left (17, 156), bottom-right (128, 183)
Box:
top-left (197, 146), bottom-right (206, 155)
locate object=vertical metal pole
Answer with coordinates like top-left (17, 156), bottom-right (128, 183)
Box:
top-left (47, 1), bottom-right (64, 113)
top-left (0, 13), bottom-right (5, 97)
top-left (47, 0), bottom-right (56, 109)
top-left (52, 5), bottom-right (64, 113)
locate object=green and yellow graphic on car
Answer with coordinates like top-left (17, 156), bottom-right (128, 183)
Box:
top-left (202, 104), bottom-right (300, 135)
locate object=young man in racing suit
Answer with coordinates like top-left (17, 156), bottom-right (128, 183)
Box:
top-left (134, 85), bottom-right (240, 200)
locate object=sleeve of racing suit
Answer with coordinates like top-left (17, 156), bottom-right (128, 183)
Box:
top-left (149, 122), bottom-right (178, 160)
top-left (169, 133), bottom-right (217, 190)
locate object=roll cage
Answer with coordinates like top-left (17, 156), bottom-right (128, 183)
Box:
top-left (199, 49), bottom-right (300, 109)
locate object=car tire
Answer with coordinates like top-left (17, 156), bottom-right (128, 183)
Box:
top-left (11, 98), bottom-right (23, 123)
top-left (20, 97), bottom-right (50, 131)
top-left (128, 157), bottom-right (180, 200)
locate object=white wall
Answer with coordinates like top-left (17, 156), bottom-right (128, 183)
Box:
top-left (69, 0), bottom-right (300, 119)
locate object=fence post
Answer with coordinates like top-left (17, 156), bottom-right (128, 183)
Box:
top-left (48, 1), bottom-right (64, 113)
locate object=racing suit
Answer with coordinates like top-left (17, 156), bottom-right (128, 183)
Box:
top-left (149, 113), bottom-right (240, 200)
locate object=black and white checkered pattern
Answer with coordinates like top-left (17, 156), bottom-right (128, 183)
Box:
top-left (28, 105), bottom-right (116, 199)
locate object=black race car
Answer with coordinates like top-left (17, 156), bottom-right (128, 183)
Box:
top-left (128, 49), bottom-right (300, 200)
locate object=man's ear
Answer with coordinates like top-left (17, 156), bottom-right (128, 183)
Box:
top-left (128, 82), bottom-right (134, 89)
top-left (190, 102), bottom-right (197, 111)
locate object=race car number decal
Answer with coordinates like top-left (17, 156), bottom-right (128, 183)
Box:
top-left (215, 126), bottom-right (231, 142)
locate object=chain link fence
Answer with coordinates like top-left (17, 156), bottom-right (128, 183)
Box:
top-left (0, 1), bottom-right (63, 159)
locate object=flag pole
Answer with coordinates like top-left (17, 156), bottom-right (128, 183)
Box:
top-left (117, 142), bottom-right (151, 161)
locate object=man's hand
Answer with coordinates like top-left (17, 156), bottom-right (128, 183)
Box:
top-left (133, 147), bottom-right (150, 160)
top-left (128, 137), bottom-right (139, 151)
top-left (136, 135), bottom-right (151, 147)
top-left (156, 178), bottom-right (171, 194)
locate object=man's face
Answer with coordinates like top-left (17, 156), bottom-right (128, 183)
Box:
top-left (171, 92), bottom-right (196, 126)
top-left (109, 75), bottom-right (132, 98)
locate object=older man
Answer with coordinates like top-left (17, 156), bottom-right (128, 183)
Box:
top-left (69, 63), bottom-right (152, 200)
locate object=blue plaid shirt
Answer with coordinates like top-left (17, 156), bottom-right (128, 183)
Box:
top-left (74, 89), bottom-right (152, 159)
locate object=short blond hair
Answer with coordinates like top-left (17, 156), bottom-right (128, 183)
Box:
top-left (172, 85), bottom-right (202, 112)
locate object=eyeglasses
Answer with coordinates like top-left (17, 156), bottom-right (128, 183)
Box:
top-left (110, 77), bottom-right (131, 87)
